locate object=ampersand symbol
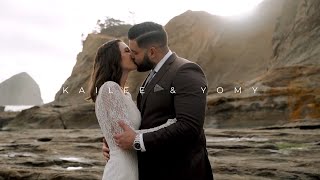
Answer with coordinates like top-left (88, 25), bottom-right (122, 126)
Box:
top-left (170, 87), bottom-right (176, 94)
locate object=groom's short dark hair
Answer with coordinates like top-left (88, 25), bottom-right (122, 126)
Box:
top-left (128, 22), bottom-right (168, 48)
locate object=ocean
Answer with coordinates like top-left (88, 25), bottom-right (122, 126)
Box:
top-left (4, 105), bottom-right (35, 112)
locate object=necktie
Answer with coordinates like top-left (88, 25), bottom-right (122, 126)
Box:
top-left (144, 70), bottom-right (157, 88)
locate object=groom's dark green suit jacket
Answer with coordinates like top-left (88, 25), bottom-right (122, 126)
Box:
top-left (136, 53), bottom-right (214, 180)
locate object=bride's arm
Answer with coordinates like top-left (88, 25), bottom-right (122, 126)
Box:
top-left (96, 81), bottom-right (134, 145)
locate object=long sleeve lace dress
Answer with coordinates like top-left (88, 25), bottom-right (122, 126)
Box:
top-left (95, 81), bottom-right (176, 180)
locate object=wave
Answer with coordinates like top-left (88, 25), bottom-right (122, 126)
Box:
top-left (4, 105), bottom-right (35, 112)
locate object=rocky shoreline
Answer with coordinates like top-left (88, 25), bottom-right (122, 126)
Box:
top-left (0, 120), bottom-right (319, 180)
top-left (1, 0), bottom-right (320, 179)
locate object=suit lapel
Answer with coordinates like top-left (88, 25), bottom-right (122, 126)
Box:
top-left (140, 53), bottom-right (177, 112)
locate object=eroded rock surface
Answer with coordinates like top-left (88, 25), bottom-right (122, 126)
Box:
top-left (1, 120), bottom-right (319, 179)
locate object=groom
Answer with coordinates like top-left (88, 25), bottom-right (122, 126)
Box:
top-left (105, 22), bottom-right (213, 180)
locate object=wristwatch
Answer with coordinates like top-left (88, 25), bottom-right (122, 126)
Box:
top-left (133, 134), bottom-right (141, 151)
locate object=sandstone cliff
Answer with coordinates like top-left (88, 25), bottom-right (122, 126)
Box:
top-left (53, 34), bottom-right (116, 105)
top-left (166, 0), bottom-right (285, 89)
top-left (5, 0), bottom-right (320, 129)
top-left (53, 0), bottom-right (286, 104)
top-left (206, 0), bottom-right (320, 128)
top-left (5, 34), bottom-right (127, 129)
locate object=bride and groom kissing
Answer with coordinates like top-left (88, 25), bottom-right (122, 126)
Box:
top-left (86, 22), bottom-right (213, 180)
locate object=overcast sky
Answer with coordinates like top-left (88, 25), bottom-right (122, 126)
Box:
top-left (0, 0), bottom-right (263, 104)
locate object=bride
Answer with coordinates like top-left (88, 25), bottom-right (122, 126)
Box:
top-left (86, 39), bottom-right (176, 180)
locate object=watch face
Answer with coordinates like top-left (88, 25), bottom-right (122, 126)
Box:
top-left (134, 143), bottom-right (141, 149)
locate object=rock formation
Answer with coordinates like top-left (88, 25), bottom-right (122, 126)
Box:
top-left (166, 0), bottom-right (285, 89)
top-left (54, 34), bottom-right (116, 105)
top-left (53, 33), bottom-right (147, 105)
top-left (4, 34), bottom-right (118, 130)
top-left (0, 72), bottom-right (43, 106)
top-left (5, 0), bottom-right (320, 129)
top-left (206, 0), bottom-right (320, 128)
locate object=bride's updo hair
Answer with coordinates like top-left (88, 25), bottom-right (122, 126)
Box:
top-left (86, 39), bottom-right (122, 102)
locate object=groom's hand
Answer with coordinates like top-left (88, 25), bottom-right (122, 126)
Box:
top-left (114, 121), bottom-right (136, 150)
top-left (102, 137), bottom-right (110, 161)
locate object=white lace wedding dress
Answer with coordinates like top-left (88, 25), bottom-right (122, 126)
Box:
top-left (95, 81), bottom-right (176, 180)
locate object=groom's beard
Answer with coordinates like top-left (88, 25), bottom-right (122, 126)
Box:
top-left (134, 53), bottom-right (155, 72)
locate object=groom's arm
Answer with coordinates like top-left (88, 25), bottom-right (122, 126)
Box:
top-left (141, 62), bottom-right (207, 152)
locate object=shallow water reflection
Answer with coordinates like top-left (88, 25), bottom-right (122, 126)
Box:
top-left (207, 137), bottom-right (268, 143)
top-left (66, 166), bottom-right (83, 170)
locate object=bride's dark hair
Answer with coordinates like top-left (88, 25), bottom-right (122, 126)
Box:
top-left (86, 39), bottom-right (122, 102)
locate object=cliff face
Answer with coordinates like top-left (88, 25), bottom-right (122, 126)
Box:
top-left (51, 0), bottom-right (285, 105)
top-left (5, 0), bottom-right (320, 129)
top-left (271, 0), bottom-right (320, 67)
top-left (206, 0), bottom-right (320, 128)
top-left (54, 0), bottom-right (286, 104)
top-left (166, 0), bottom-right (285, 89)
top-left (0, 72), bottom-right (43, 106)
top-left (262, 0), bottom-right (320, 119)
top-left (53, 33), bottom-right (148, 105)
top-left (5, 34), bottom-right (129, 129)
top-left (53, 34), bottom-right (118, 105)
